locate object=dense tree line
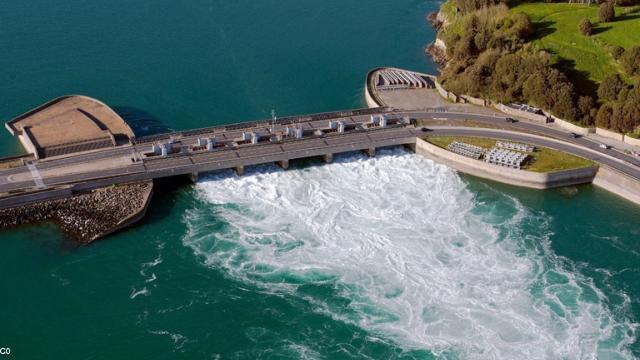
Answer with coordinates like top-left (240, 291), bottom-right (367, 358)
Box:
top-left (436, 0), bottom-right (640, 132)
top-left (439, 5), bottom-right (590, 123)
top-left (451, 0), bottom-right (506, 15)
top-left (597, 76), bottom-right (640, 133)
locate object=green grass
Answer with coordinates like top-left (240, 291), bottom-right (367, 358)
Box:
top-left (440, 0), bottom-right (460, 22)
top-left (427, 136), bottom-right (497, 149)
top-left (511, 3), bottom-right (640, 84)
top-left (425, 136), bottom-right (595, 172)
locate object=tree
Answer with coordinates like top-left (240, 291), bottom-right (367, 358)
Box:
top-left (598, 2), bottom-right (615, 22)
top-left (596, 104), bottom-right (613, 129)
top-left (579, 18), bottom-right (593, 36)
top-left (620, 46), bottom-right (640, 77)
top-left (598, 74), bottom-right (626, 101)
top-left (577, 96), bottom-right (597, 125)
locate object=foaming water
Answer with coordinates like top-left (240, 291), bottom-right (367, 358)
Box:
top-left (183, 148), bottom-right (636, 359)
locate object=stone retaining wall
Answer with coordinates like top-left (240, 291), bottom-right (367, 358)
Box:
top-left (494, 104), bottom-right (548, 123)
top-left (624, 135), bottom-right (640, 147)
top-left (593, 165), bottom-right (640, 206)
top-left (552, 117), bottom-right (593, 135)
top-left (365, 82), bottom-right (382, 108)
top-left (460, 95), bottom-right (487, 107)
top-left (434, 80), bottom-right (458, 102)
top-left (596, 127), bottom-right (625, 142)
top-left (414, 138), bottom-right (598, 189)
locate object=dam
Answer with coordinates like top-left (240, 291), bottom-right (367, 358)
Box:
top-left (1, 94), bottom-right (640, 242)
top-left (0, 100), bottom-right (421, 210)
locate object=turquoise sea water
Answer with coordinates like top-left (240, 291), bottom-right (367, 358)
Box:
top-left (1, 1), bottom-right (639, 359)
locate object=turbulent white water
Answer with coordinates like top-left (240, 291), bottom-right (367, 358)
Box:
top-left (183, 148), bottom-right (635, 359)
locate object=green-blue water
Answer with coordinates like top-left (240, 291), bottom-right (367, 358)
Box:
top-left (1, 1), bottom-right (639, 359)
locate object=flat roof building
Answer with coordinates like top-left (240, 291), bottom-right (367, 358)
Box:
top-left (5, 96), bottom-right (134, 159)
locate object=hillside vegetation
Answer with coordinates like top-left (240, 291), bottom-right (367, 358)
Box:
top-left (434, 0), bottom-right (640, 135)
top-left (512, 3), bottom-right (640, 84)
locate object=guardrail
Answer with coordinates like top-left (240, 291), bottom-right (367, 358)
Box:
top-left (132, 107), bottom-right (392, 145)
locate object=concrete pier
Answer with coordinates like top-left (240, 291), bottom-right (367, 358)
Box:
top-left (323, 154), bottom-right (334, 163)
top-left (277, 159), bottom-right (290, 170)
top-left (235, 165), bottom-right (245, 176)
top-left (364, 147), bottom-right (376, 157)
top-left (189, 172), bottom-right (199, 183)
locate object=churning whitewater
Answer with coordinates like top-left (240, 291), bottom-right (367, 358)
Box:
top-left (183, 148), bottom-right (635, 359)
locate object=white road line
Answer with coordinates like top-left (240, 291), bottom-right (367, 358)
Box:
top-left (26, 163), bottom-right (45, 188)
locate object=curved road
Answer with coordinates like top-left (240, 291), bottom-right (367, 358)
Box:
top-left (418, 126), bottom-right (640, 180)
top-left (404, 111), bottom-right (640, 168)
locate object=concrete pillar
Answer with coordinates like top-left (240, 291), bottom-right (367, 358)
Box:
top-left (188, 172), bottom-right (199, 183)
top-left (364, 147), bottom-right (376, 157)
top-left (322, 153), bottom-right (333, 163)
top-left (276, 159), bottom-right (290, 170)
top-left (235, 165), bottom-right (245, 176)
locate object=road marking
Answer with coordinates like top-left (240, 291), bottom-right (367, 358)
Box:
top-left (26, 163), bottom-right (45, 188)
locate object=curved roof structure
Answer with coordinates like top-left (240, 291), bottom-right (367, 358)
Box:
top-left (5, 96), bottom-right (134, 159)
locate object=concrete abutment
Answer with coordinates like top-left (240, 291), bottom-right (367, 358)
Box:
top-left (364, 147), bottom-right (376, 157)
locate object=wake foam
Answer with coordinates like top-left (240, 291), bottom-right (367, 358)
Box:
top-left (183, 148), bottom-right (636, 359)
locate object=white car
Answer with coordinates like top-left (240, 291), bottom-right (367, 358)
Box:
top-left (599, 144), bottom-right (610, 149)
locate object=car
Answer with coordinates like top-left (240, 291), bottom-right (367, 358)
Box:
top-left (421, 127), bottom-right (430, 132)
top-left (505, 117), bottom-right (516, 123)
top-left (569, 132), bottom-right (578, 138)
top-left (599, 144), bottom-right (610, 149)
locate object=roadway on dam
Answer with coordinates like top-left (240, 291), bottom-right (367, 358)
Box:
top-left (1, 110), bottom-right (639, 209)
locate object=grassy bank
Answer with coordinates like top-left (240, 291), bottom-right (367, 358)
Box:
top-left (511, 3), bottom-right (640, 83)
top-left (425, 136), bottom-right (595, 172)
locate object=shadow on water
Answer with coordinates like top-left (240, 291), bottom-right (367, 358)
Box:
top-left (133, 175), bottom-right (195, 229)
top-left (112, 106), bottom-right (172, 137)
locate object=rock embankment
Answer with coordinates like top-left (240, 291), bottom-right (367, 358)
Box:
top-left (0, 181), bottom-right (153, 244)
top-left (426, 38), bottom-right (448, 67)
top-left (425, 8), bottom-right (450, 67)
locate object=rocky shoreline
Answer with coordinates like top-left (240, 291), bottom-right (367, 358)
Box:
top-left (0, 181), bottom-right (153, 244)
top-left (425, 11), bottom-right (449, 67)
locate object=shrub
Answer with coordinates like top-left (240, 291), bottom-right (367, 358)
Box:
top-left (610, 45), bottom-right (625, 59)
top-left (578, 18), bottom-right (593, 35)
top-left (599, 2), bottom-right (615, 22)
